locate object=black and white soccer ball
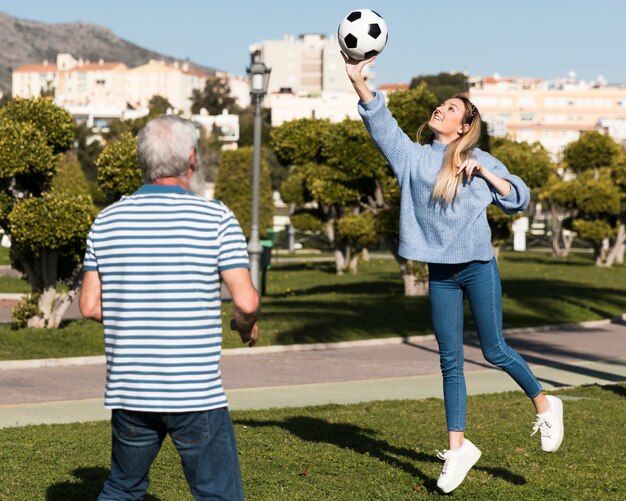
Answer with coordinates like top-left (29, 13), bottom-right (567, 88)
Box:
top-left (337, 9), bottom-right (388, 61)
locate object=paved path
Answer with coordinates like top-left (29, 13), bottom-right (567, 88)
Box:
top-left (1, 319), bottom-right (624, 428)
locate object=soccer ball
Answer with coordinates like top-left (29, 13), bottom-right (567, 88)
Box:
top-left (337, 9), bottom-right (388, 61)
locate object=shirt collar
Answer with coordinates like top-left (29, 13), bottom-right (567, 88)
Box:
top-left (431, 141), bottom-right (448, 153)
top-left (133, 184), bottom-right (194, 196)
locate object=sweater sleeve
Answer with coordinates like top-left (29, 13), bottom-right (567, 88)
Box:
top-left (477, 150), bottom-right (531, 214)
top-left (358, 91), bottom-right (423, 179)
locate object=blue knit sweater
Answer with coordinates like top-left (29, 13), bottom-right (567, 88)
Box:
top-left (358, 92), bottom-right (530, 264)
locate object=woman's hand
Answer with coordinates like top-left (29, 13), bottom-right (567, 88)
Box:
top-left (458, 158), bottom-right (512, 196)
top-left (457, 157), bottom-right (483, 179)
top-left (341, 52), bottom-right (376, 102)
top-left (341, 51), bottom-right (375, 83)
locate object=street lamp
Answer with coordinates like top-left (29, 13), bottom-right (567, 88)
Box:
top-left (246, 49), bottom-right (271, 291)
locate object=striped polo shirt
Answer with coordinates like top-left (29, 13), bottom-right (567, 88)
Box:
top-left (83, 184), bottom-right (249, 412)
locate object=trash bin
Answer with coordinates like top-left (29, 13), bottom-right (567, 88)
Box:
top-left (260, 239), bottom-right (273, 296)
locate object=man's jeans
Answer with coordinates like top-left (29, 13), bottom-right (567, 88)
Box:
top-left (428, 258), bottom-right (542, 432)
top-left (98, 407), bottom-right (244, 501)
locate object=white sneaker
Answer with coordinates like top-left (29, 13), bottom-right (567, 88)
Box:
top-left (532, 395), bottom-right (564, 453)
top-left (436, 439), bottom-right (481, 494)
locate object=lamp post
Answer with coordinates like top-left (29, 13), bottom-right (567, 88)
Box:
top-left (246, 49), bottom-right (271, 291)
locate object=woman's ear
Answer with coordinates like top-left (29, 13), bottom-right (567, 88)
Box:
top-left (458, 123), bottom-right (470, 136)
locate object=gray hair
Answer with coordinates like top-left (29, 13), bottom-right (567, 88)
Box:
top-left (137, 115), bottom-right (198, 182)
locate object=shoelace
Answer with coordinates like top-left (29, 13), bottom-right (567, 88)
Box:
top-left (531, 416), bottom-right (552, 438)
top-left (436, 449), bottom-right (453, 475)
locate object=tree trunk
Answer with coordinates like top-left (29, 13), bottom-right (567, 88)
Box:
top-left (325, 215), bottom-right (345, 275)
top-left (348, 254), bottom-right (359, 274)
top-left (402, 272), bottom-right (429, 296)
top-left (602, 223), bottom-right (625, 267)
top-left (361, 248), bottom-right (370, 262)
top-left (550, 204), bottom-right (564, 257)
top-left (561, 230), bottom-right (575, 257)
top-left (333, 249), bottom-right (346, 275)
top-left (492, 244), bottom-right (501, 262)
top-left (381, 235), bottom-right (429, 296)
top-left (392, 251), bottom-right (429, 297)
top-left (594, 244), bottom-right (607, 267)
top-left (23, 251), bottom-right (82, 329)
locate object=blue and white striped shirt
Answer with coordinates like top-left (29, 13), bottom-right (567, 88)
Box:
top-left (83, 184), bottom-right (249, 412)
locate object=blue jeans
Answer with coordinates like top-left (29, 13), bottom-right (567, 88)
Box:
top-left (98, 407), bottom-right (244, 501)
top-left (428, 258), bottom-right (542, 432)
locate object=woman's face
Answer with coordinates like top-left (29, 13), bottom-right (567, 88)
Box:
top-left (427, 98), bottom-right (469, 143)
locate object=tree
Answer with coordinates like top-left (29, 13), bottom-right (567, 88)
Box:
top-left (191, 77), bottom-right (238, 115)
top-left (542, 132), bottom-right (625, 266)
top-left (74, 122), bottom-right (106, 207)
top-left (95, 132), bottom-right (143, 204)
top-left (214, 146), bottom-right (273, 238)
top-left (197, 126), bottom-right (222, 183)
top-left (273, 116), bottom-right (393, 275)
top-left (490, 137), bottom-right (554, 258)
top-left (562, 130), bottom-right (622, 173)
top-left (238, 106), bottom-right (272, 148)
top-left (148, 95), bottom-right (173, 115)
top-left (383, 86), bottom-right (439, 293)
top-left (386, 82), bottom-right (439, 142)
top-left (409, 72), bottom-right (468, 103)
top-left (52, 151), bottom-right (92, 197)
top-left (104, 114), bottom-right (151, 143)
top-left (0, 97), bottom-right (95, 328)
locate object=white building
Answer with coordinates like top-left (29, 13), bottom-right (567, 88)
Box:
top-left (191, 109), bottom-right (240, 150)
top-left (252, 34), bottom-right (375, 126)
top-left (269, 91), bottom-right (362, 125)
top-left (469, 74), bottom-right (626, 158)
top-left (12, 53), bottom-right (246, 120)
top-left (219, 72), bottom-right (251, 109)
top-left (125, 59), bottom-right (209, 114)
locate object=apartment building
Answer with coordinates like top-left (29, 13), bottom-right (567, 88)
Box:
top-left (12, 53), bottom-right (220, 116)
top-left (469, 74), bottom-right (626, 158)
top-left (253, 33), bottom-right (375, 126)
top-left (125, 59), bottom-right (209, 113)
top-left (12, 54), bottom-right (128, 106)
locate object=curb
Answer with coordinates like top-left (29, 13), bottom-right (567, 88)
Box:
top-left (0, 355), bottom-right (105, 370)
top-left (0, 293), bottom-right (25, 301)
top-left (1, 314), bottom-right (624, 371)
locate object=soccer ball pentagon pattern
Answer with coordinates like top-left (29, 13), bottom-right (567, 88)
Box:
top-left (337, 9), bottom-right (388, 61)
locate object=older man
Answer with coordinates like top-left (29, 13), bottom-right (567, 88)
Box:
top-left (80, 115), bottom-right (259, 501)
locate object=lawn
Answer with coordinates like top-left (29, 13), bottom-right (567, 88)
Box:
top-left (0, 274), bottom-right (31, 293)
top-left (0, 245), bottom-right (10, 266)
top-left (1, 251), bottom-right (625, 360)
top-left (0, 383), bottom-right (624, 500)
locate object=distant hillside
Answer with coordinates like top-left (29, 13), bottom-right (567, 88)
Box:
top-left (0, 11), bottom-right (217, 95)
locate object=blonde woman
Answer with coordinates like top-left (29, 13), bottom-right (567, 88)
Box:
top-left (344, 55), bottom-right (564, 494)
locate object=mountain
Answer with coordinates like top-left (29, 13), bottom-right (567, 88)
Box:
top-left (0, 11), bottom-right (217, 95)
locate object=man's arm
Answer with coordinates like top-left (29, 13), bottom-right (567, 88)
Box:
top-left (79, 270), bottom-right (103, 322)
top-left (220, 267), bottom-right (260, 346)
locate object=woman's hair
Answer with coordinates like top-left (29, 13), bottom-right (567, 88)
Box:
top-left (418, 95), bottom-right (482, 206)
top-left (137, 115), bottom-right (198, 182)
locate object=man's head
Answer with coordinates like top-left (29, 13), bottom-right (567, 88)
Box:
top-left (137, 115), bottom-right (199, 184)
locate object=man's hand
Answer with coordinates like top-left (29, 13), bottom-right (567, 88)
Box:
top-left (230, 318), bottom-right (259, 347)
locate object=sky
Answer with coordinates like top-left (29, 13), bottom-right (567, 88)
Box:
top-left (2, 0), bottom-right (625, 85)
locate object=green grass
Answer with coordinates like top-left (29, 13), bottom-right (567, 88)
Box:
top-left (222, 251), bottom-right (626, 348)
top-left (1, 251), bottom-right (626, 360)
top-left (0, 383), bottom-right (624, 500)
top-left (0, 320), bottom-right (104, 360)
top-left (0, 246), bottom-right (10, 266)
top-left (0, 275), bottom-right (31, 293)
